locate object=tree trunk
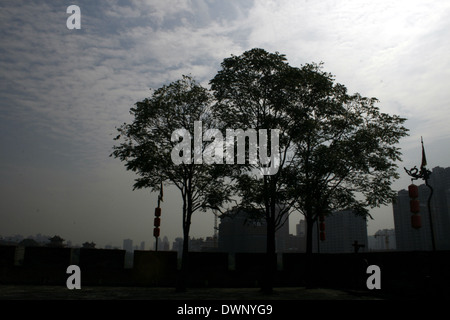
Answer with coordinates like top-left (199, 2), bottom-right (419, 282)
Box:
top-left (262, 177), bottom-right (277, 294)
top-left (262, 207), bottom-right (276, 294)
top-left (305, 215), bottom-right (315, 289)
top-left (306, 215), bottom-right (314, 255)
top-left (176, 194), bottom-right (191, 292)
top-left (176, 226), bottom-right (190, 292)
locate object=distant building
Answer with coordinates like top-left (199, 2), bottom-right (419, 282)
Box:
top-left (394, 166), bottom-right (450, 251)
top-left (139, 241), bottom-right (145, 250)
top-left (311, 210), bottom-right (368, 253)
top-left (153, 236), bottom-right (170, 251)
top-left (189, 237), bottom-right (205, 252)
top-left (200, 236), bottom-right (218, 252)
top-left (162, 236), bottom-right (170, 251)
top-left (172, 237), bottom-right (183, 258)
top-left (286, 219), bottom-right (306, 252)
top-left (368, 229), bottom-right (396, 251)
top-left (296, 219), bottom-right (306, 238)
top-left (285, 233), bottom-right (305, 252)
top-left (171, 237), bottom-right (214, 257)
top-left (123, 238), bottom-right (133, 252)
top-left (218, 207), bottom-right (290, 253)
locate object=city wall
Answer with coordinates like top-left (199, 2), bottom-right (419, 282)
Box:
top-left (1, 245), bottom-right (449, 296)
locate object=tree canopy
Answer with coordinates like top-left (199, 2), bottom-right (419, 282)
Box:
top-left (111, 75), bottom-right (233, 291)
top-left (112, 48), bottom-right (409, 292)
top-left (210, 48), bottom-right (408, 290)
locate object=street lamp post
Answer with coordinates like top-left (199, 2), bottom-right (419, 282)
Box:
top-left (404, 137), bottom-right (436, 251)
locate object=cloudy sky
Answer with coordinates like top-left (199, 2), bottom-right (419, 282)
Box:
top-left (1, 0), bottom-right (449, 249)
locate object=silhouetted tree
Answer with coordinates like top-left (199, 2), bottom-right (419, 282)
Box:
top-left (82, 241), bottom-right (96, 249)
top-left (47, 235), bottom-right (65, 247)
top-left (111, 76), bottom-right (233, 292)
top-left (19, 238), bottom-right (40, 247)
top-left (210, 48), bottom-right (301, 293)
top-left (283, 63), bottom-right (408, 249)
top-left (283, 62), bottom-right (409, 287)
top-left (210, 48), bottom-right (408, 291)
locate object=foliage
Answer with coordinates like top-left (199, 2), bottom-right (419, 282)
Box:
top-left (210, 49), bottom-right (409, 287)
top-left (112, 48), bottom-right (409, 292)
top-left (284, 63), bottom-right (409, 251)
top-left (111, 75), bottom-right (233, 291)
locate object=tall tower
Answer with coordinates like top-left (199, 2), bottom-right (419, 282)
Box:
top-left (123, 238), bottom-right (133, 252)
top-left (312, 210), bottom-right (368, 253)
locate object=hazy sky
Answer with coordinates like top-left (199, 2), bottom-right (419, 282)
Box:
top-left (1, 0), bottom-right (450, 249)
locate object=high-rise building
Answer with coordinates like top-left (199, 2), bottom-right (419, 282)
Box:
top-left (123, 238), bottom-right (133, 252)
top-left (393, 166), bottom-right (450, 251)
top-left (162, 236), bottom-right (170, 251)
top-left (368, 229), bottom-right (396, 251)
top-left (311, 210), bottom-right (368, 253)
top-left (296, 219), bottom-right (306, 238)
top-left (218, 207), bottom-right (290, 253)
top-left (172, 237), bottom-right (183, 258)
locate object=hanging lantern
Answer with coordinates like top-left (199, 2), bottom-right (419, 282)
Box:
top-left (154, 217), bottom-right (161, 227)
top-left (153, 227), bottom-right (160, 238)
top-left (408, 184), bottom-right (419, 199)
top-left (411, 214), bottom-right (421, 229)
top-left (155, 207), bottom-right (162, 217)
top-left (408, 182), bottom-right (421, 228)
top-left (319, 215), bottom-right (325, 241)
top-left (410, 199), bottom-right (420, 214)
top-left (319, 222), bottom-right (325, 232)
top-left (320, 231), bottom-right (326, 241)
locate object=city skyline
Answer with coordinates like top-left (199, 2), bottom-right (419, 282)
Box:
top-left (0, 210), bottom-right (396, 253)
top-left (0, 171), bottom-right (444, 250)
top-left (0, 163), bottom-right (448, 250)
top-left (1, 1), bottom-right (450, 249)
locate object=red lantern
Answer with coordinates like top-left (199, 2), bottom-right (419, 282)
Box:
top-left (320, 232), bottom-right (326, 241)
top-left (155, 207), bottom-right (162, 217)
top-left (410, 199), bottom-right (420, 214)
top-left (408, 183), bottom-right (421, 229)
top-left (319, 215), bottom-right (325, 222)
top-left (408, 184), bottom-right (419, 199)
top-left (411, 214), bottom-right (421, 229)
top-left (153, 227), bottom-right (160, 237)
top-left (154, 217), bottom-right (161, 227)
top-left (319, 222), bottom-right (325, 232)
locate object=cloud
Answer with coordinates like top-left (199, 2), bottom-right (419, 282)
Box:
top-left (1, 0), bottom-right (450, 245)
top-left (242, 0), bottom-right (450, 143)
top-left (0, 0), bottom-right (252, 245)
